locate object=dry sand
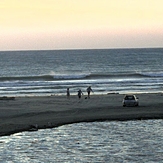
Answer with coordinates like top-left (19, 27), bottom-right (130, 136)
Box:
top-left (0, 93), bottom-right (163, 136)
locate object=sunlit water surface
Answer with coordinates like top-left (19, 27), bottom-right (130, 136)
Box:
top-left (0, 120), bottom-right (163, 163)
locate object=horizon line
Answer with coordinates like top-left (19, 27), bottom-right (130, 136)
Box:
top-left (0, 46), bottom-right (163, 52)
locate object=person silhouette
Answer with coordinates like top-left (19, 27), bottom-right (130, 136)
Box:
top-left (87, 86), bottom-right (93, 98)
top-left (66, 88), bottom-right (70, 98)
top-left (77, 89), bottom-right (83, 99)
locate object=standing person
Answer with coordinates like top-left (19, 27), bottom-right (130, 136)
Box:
top-left (66, 88), bottom-right (70, 98)
top-left (87, 86), bottom-right (93, 98)
top-left (77, 89), bottom-right (83, 99)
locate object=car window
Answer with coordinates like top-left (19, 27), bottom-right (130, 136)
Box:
top-left (125, 96), bottom-right (134, 100)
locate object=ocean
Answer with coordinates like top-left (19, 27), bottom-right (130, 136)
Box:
top-left (1, 48), bottom-right (163, 162)
top-left (0, 48), bottom-right (163, 97)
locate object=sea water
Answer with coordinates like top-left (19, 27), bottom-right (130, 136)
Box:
top-left (1, 48), bottom-right (163, 162)
top-left (0, 120), bottom-right (163, 162)
top-left (0, 48), bottom-right (163, 97)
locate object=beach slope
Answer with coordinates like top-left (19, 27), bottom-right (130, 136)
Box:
top-left (0, 93), bottom-right (163, 136)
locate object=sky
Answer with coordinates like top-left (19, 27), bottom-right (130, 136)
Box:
top-left (0, 0), bottom-right (163, 50)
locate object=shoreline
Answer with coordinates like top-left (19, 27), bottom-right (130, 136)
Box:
top-left (0, 93), bottom-right (163, 137)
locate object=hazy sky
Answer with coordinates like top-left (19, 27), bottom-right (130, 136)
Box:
top-left (0, 0), bottom-right (163, 50)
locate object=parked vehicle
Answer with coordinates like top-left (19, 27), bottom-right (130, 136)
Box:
top-left (122, 94), bottom-right (139, 107)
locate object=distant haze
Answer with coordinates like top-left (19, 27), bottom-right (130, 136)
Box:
top-left (0, 0), bottom-right (163, 50)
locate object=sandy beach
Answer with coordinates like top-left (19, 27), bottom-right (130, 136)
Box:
top-left (0, 93), bottom-right (163, 136)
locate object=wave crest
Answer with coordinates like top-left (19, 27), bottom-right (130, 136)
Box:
top-left (0, 71), bottom-right (162, 82)
top-left (141, 72), bottom-right (163, 77)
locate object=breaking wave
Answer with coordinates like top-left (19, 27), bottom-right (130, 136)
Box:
top-left (0, 72), bottom-right (162, 82)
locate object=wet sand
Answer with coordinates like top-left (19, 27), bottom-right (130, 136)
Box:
top-left (0, 93), bottom-right (163, 136)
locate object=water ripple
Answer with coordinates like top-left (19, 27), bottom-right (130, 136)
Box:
top-left (0, 120), bottom-right (163, 162)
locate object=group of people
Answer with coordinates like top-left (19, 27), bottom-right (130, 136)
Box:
top-left (67, 86), bottom-right (93, 99)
